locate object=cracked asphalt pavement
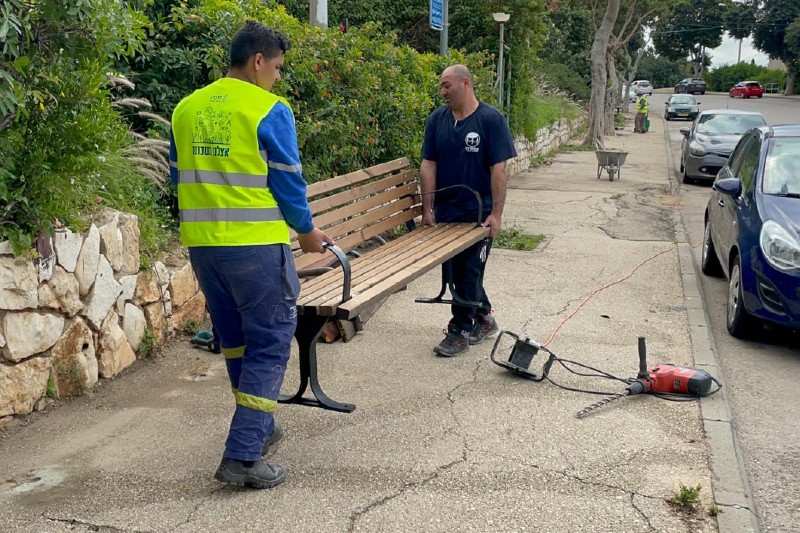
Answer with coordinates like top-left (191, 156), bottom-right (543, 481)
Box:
top-left (0, 117), bottom-right (723, 532)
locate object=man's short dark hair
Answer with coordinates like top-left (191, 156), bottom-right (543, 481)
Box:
top-left (230, 20), bottom-right (291, 67)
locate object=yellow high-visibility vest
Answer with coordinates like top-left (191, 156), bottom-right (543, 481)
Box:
top-left (637, 96), bottom-right (649, 114)
top-left (172, 77), bottom-right (291, 247)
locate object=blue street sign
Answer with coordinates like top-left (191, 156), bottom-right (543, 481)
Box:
top-left (430, 0), bottom-right (443, 30)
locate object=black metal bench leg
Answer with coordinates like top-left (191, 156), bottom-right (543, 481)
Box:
top-left (415, 259), bottom-right (482, 308)
top-left (278, 314), bottom-right (356, 413)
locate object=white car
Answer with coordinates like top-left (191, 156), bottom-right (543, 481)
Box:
top-left (632, 80), bottom-right (653, 96)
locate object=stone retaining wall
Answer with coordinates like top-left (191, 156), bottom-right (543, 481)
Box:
top-left (507, 115), bottom-right (586, 177)
top-left (0, 209), bottom-right (206, 427)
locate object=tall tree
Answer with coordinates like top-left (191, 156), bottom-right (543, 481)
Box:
top-left (585, 0), bottom-right (621, 146)
top-left (752, 0), bottom-right (800, 95)
top-left (652, 0), bottom-right (729, 78)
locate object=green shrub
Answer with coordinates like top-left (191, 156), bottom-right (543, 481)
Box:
top-left (537, 62), bottom-right (590, 101)
top-left (706, 63), bottom-right (768, 92)
top-left (0, 1), bottom-right (171, 256)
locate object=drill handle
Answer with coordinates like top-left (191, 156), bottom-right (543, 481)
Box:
top-left (637, 336), bottom-right (650, 381)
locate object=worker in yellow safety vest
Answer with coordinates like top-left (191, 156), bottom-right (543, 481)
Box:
top-left (169, 20), bottom-right (332, 489)
top-left (634, 94), bottom-right (649, 133)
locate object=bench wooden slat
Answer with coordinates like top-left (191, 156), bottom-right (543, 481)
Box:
top-left (333, 226), bottom-right (489, 318)
top-left (311, 181), bottom-right (419, 230)
top-left (305, 157), bottom-right (411, 197)
top-left (293, 206), bottom-right (421, 270)
top-left (309, 169), bottom-right (415, 217)
top-left (297, 224), bottom-right (467, 304)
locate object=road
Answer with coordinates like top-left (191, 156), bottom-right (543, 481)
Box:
top-left (653, 91), bottom-right (800, 533)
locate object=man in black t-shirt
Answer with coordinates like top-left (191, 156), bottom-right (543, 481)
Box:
top-left (420, 64), bottom-right (517, 357)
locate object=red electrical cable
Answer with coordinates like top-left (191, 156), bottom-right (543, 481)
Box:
top-left (542, 244), bottom-right (677, 348)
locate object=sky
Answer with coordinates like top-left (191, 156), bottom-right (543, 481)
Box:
top-left (709, 32), bottom-right (770, 68)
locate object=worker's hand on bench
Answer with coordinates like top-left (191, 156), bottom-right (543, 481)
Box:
top-left (482, 213), bottom-right (502, 237)
top-left (298, 228), bottom-right (334, 254)
top-left (422, 211), bottom-right (435, 227)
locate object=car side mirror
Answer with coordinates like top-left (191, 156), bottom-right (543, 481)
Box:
top-left (713, 177), bottom-right (742, 198)
top-left (680, 128), bottom-right (690, 137)
top-left (696, 102), bottom-right (701, 105)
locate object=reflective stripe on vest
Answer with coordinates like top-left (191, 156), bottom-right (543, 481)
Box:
top-left (172, 78), bottom-right (292, 247)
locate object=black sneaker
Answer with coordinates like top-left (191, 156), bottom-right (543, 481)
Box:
top-left (261, 420), bottom-right (284, 456)
top-left (469, 314), bottom-right (499, 345)
top-left (214, 458), bottom-right (287, 489)
top-left (434, 327), bottom-right (469, 357)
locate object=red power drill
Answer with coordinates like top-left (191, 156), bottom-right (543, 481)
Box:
top-left (627, 337), bottom-right (715, 396)
top-left (576, 337), bottom-right (719, 418)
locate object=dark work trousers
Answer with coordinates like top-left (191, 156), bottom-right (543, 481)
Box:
top-left (448, 237), bottom-right (493, 333)
top-left (189, 244), bottom-right (300, 462)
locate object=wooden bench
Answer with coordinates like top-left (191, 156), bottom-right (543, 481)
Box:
top-left (278, 157), bottom-right (489, 413)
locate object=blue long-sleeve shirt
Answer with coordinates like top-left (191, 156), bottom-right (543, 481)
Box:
top-left (169, 99), bottom-right (314, 234)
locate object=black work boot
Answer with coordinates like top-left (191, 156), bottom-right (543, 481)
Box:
top-left (469, 314), bottom-right (499, 345)
top-left (214, 458), bottom-right (287, 489)
top-left (261, 420), bottom-right (284, 456)
top-left (433, 326), bottom-right (469, 357)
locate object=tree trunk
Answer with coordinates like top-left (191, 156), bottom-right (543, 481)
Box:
top-left (605, 57), bottom-right (619, 135)
top-left (785, 69), bottom-right (796, 96)
top-left (584, 0), bottom-right (622, 147)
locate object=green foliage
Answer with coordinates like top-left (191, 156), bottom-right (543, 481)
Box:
top-left (671, 482), bottom-right (702, 511)
top-left (636, 52), bottom-right (688, 89)
top-left (45, 378), bottom-right (57, 399)
top-left (753, 0), bottom-right (799, 70)
top-left (139, 328), bottom-right (156, 358)
top-left (537, 62), bottom-right (590, 101)
top-left (510, 94), bottom-right (581, 144)
top-left (708, 504), bottom-right (722, 517)
top-left (120, 1), bottom-right (494, 180)
top-left (0, 0), bottom-right (170, 255)
top-left (183, 319), bottom-right (201, 335)
top-left (493, 227), bottom-right (545, 251)
top-left (706, 65), bottom-right (795, 94)
top-left (653, 0), bottom-right (728, 70)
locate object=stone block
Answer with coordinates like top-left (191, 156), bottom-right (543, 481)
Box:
top-left (51, 317), bottom-right (97, 397)
top-left (97, 311), bottom-right (136, 378)
top-left (38, 266), bottom-right (83, 317)
top-left (75, 224), bottom-right (101, 296)
top-left (81, 256), bottom-right (123, 330)
top-left (168, 263), bottom-right (197, 307)
top-left (0, 356), bottom-right (51, 417)
top-left (2, 311), bottom-right (65, 362)
top-left (0, 256), bottom-right (38, 311)
top-left (53, 228), bottom-right (82, 273)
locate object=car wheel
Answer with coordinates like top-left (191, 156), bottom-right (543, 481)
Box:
top-left (758, 95), bottom-right (763, 98)
top-left (681, 166), bottom-right (692, 184)
top-left (727, 255), bottom-right (762, 338)
top-left (701, 218), bottom-right (723, 277)
top-left (700, 91), bottom-right (705, 95)
top-left (729, 92), bottom-right (734, 98)
top-left (665, 114), bottom-right (670, 121)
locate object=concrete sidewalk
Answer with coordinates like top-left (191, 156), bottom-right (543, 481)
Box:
top-left (0, 117), bottom-right (727, 532)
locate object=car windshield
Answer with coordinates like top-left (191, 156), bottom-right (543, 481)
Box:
top-left (696, 114), bottom-right (766, 135)
top-left (763, 137), bottom-right (800, 196)
top-left (670, 96), bottom-right (695, 104)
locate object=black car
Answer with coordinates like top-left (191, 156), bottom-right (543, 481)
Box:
top-left (675, 78), bottom-right (706, 95)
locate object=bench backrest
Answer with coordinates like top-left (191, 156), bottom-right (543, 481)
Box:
top-left (292, 157), bottom-right (420, 270)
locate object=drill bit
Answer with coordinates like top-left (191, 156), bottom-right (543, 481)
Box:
top-left (575, 392), bottom-right (627, 419)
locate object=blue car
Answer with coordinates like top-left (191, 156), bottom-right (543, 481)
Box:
top-left (702, 124), bottom-right (800, 338)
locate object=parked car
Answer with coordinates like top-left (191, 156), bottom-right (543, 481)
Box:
top-left (729, 81), bottom-right (764, 99)
top-left (675, 78), bottom-right (706, 95)
top-left (632, 80), bottom-right (653, 95)
top-left (679, 109), bottom-right (767, 184)
top-left (664, 94), bottom-right (700, 121)
top-left (701, 124), bottom-right (800, 337)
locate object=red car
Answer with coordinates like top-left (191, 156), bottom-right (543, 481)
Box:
top-left (729, 81), bottom-right (764, 98)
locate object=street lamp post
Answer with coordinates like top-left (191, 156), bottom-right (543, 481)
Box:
top-left (493, 12), bottom-right (510, 112)
top-left (439, 0), bottom-right (449, 56)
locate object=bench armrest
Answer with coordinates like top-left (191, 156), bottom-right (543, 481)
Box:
top-left (323, 243), bottom-right (352, 303)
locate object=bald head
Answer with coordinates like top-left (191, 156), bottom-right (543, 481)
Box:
top-left (440, 64), bottom-right (478, 115)
top-left (442, 64), bottom-right (473, 87)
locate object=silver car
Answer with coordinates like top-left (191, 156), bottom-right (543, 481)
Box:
top-left (679, 109), bottom-right (767, 184)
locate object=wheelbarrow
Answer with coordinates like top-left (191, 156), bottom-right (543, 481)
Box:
top-left (595, 149), bottom-right (629, 181)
